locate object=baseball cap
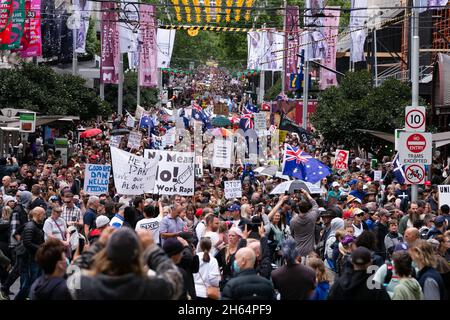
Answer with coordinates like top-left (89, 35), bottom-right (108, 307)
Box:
top-left (341, 235), bottom-right (356, 246)
top-left (377, 208), bottom-right (391, 217)
top-left (348, 179), bottom-right (358, 186)
top-left (424, 180), bottom-right (431, 186)
top-left (96, 215), bottom-right (111, 228)
top-left (343, 210), bottom-right (354, 219)
top-left (331, 181), bottom-right (340, 188)
top-left (228, 204), bottom-right (240, 212)
top-left (353, 208), bottom-right (364, 216)
top-left (50, 195), bottom-right (59, 202)
top-left (321, 209), bottom-right (335, 218)
top-left (351, 247), bottom-right (372, 265)
top-left (434, 215), bottom-right (446, 226)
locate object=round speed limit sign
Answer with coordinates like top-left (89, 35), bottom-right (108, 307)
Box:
top-left (405, 106), bottom-right (426, 132)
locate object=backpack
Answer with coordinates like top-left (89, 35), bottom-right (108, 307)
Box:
top-left (383, 261), bottom-right (394, 287)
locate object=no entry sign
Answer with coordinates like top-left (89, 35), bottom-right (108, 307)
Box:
top-left (404, 164), bottom-right (426, 185)
top-left (398, 132), bottom-right (432, 165)
top-left (405, 106), bottom-right (426, 132)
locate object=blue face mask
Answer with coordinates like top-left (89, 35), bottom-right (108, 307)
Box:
top-left (233, 260), bottom-right (240, 273)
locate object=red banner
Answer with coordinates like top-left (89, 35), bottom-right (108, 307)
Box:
top-left (139, 4), bottom-right (157, 87)
top-left (20, 0), bottom-right (42, 58)
top-left (319, 7), bottom-right (340, 90)
top-left (284, 6), bottom-right (299, 92)
top-left (0, 0), bottom-right (13, 46)
top-left (100, 1), bottom-right (119, 84)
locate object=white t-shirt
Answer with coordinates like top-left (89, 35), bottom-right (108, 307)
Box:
top-left (193, 252), bottom-right (221, 298)
top-left (43, 217), bottom-right (67, 241)
top-left (197, 230), bottom-right (220, 257)
top-left (135, 217), bottom-right (162, 244)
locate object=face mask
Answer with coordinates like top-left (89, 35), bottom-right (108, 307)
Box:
top-left (233, 260), bottom-right (241, 273)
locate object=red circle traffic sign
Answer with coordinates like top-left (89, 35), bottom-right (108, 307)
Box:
top-left (405, 165), bottom-right (425, 184)
top-left (406, 133), bottom-right (427, 153)
top-left (406, 108), bottom-right (425, 129)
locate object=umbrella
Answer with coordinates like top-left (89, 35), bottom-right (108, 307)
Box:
top-left (254, 166), bottom-right (278, 177)
top-left (270, 180), bottom-right (321, 195)
top-left (212, 127), bottom-right (233, 137)
top-left (111, 128), bottom-right (130, 136)
top-left (275, 171), bottom-right (291, 180)
top-left (80, 128), bottom-right (102, 139)
top-left (212, 116), bottom-right (231, 127)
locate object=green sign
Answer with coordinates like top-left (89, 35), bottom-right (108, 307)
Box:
top-left (19, 112), bottom-right (36, 133)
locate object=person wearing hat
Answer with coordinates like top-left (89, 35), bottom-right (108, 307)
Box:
top-left (426, 216), bottom-right (447, 240)
top-left (29, 184), bottom-right (48, 212)
top-left (327, 182), bottom-right (341, 202)
top-left (87, 215), bottom-right (111, 244)
top-left (316, 209), bottom-right (335, 258)
top-left (339, 183), bottom-right (351, 196)
top-left (42, 206), bottom-right (69, 247)
top-left (163, 237), bottom-right (199, 300)
top-left (328, 246), bottom-right (391, 300)
top-left (351, 208), bottom-right (368, 238)
top-left (69, 228), bottom-right (183, 300)
top-left (349, 181), bottom-right (366, 202)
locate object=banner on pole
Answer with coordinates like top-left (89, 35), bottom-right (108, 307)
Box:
top-left (157, 28), bottom-right (176, 68)
top-left (127, 131), bottom-right (142, 149)
top-left (83, 164), bottom-right (111, 195)
top-left (350, 0), bottom-right (367, 63)
top-left (110, 147), bottom-right (158, 195)
top-left (100, 1), bottom-right (119, 84)
top-left (19, 0), bottom-right (41, 57)
top-left (438, 185), bottom-right (450, 208)
top-left (0, 0), bottom-right (25, 50)
top-left (139, 4), bottom-right (157, 87)
top-left (118, 0), bottom-right (138, 53)
top-left (333, 149), bottom-right (349, 170)
top-left (284, 6), bottom-right (299, 92)
top-left (319, 7), bottom-right (340, 90)
top-left (224, 180), bottom-right (242, 199)
top-left (212, 139), bottom-right (232, 168)
top-left (153, 150), bottom-right (195, 196)
top-left (74, 0), bottom-right (91, 53)
top-left (0, 0), bottom-right (13, 46)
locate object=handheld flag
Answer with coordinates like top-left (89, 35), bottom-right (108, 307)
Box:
top-left (392, 153), bottom-right (406, 184)
top-left (279, 113), bottom-right (311, 144)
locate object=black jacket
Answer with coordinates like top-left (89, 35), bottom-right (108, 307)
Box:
top-left (29, 197), bottom-right (48, 211)
top-left (69, 245), bottom-right (183, 300)
top-left (177, 246), bottom-right (199, 300)
top-left (221, 269), bottom-right (275, 300)
top-left (22, 220), bottom-right (44, 258)
top-left (328, 270), bottom-right (391, 300)
top-left (373, 222), bottom-right (389, 259)
top-left (30, 276), bottom-right (71, 300)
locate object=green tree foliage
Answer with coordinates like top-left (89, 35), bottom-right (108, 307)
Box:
top-left (0, 63), bottom-right (110, 119)
top-left (85, 16), bottom-right (100, 58)
top-left (311, 71), bottom-right (411, 151)
top-left (104, 71), bottom-right (159, 113)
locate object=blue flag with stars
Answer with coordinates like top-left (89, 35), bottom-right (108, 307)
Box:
top-left (282, 144), bottom-right (331, 183)
top-left (244, 101), bottom-right (259, 114)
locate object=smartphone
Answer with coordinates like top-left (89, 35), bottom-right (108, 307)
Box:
top-left (79, 237), bottom-right (85, 254)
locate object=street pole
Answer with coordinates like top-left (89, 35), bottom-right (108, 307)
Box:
top-left (137, 54), bottom-right (141, 107)
top-left (411, 0), bottom-right (420, 202)
top-left (374, 29), bottom-right (378, 87)
top-left (157, 68), bottom-right (163, 108)
top-left (99, 82), bottom-right (105, 100)
top-left (118, 53), bottom-right (124, 115)
top-left (302, 32), bottom-right (309, 130)
top-left (281, 0), bottom-right (287, 94)
top-left (72, 28), bottom-right (78, 76)
top-left (258, 70), bottom-right (265, 104)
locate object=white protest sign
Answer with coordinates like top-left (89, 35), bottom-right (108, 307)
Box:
top-left (152, 150), bottom-right (195, 196)
top-left (126, 116), bottom-right (135, 128)
top-left (127, 131), bottom-right (142, 149)
top-left (224, 180), bottom-right (242, 199)
top-left (438, 185), bottom-right (450, 208)
top-left (83, 164), bottom-right (111, 195)
top-left (163, 128), bottom-right (176, 146)
top-left (110, 135), bottom-right (123, 148)
top-left (111, 147), bottom-right (158, 195)
top-left (135, 105), bottom-right (145, 121)
top-left (253, 112), bottom-right (267, 131)
top-left (212, 139), bottom-right (232, 168)
top-left (373, 170), bottom-right (382, 181)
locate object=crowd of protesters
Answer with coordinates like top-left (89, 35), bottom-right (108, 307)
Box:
top-left (0, 68), bottom-right (449, 301)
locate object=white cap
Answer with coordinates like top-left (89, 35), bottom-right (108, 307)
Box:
top-left (96, 215), bottom-right (111, 229)
top-left (332, 181), bottom-right (340, 188)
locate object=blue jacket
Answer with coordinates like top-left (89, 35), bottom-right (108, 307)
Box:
top-left (311, 281), bottom-right (330, 300)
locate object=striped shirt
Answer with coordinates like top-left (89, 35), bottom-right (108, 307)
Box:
top-left (61, 204), bottom-right (82, 226)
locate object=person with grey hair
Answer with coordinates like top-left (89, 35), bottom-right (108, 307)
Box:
top-left (271, 239), bottom-right (316, 300)
top-left (83, 196), bottom-right (100, 237)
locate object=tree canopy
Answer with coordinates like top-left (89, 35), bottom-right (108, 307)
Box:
top-left (311, 71), bottom-right (412, 153)
top-left (0, 63), bottom-right (111, 119)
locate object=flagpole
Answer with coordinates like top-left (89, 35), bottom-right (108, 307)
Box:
top-left (137, 53), bottom-right (141, 106)
top-left (281, 0), bottom-right (287, 94)
top-left (72, 28), bottom-right (78, 76)
top-left (118, 53), bottom-right (124, 115)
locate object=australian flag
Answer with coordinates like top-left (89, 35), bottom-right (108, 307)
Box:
top-left (244, 101), bottom-right (259, 114)
top-left (192, 106), bottom-right (212, 130)
top-left (139, 112), bottom-right (153, 129)
top-left (393, 153), bottom-right (406, 184)
top-left (282, 144), bottom-right (331, 183)
top-left (239, 114), bottom-right (254, 131)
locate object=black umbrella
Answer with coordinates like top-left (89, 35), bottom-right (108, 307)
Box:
top-left (111, 128), bottom-right (130, 136)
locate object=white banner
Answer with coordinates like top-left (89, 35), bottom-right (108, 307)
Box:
top-left (254, 112), bottom-right (267, 131)
top-left (224, 180), bottom-right (242, 199)
top-left (74, 0), bottom-right (92, 54)
top-left (119, 0), bottom-right (139, 53)
top-left (153, 150), bottom-right (195, 196)
top-left (83, 164), bottom-right (111, 195)
top-left (163, 128), bottom-right (176, 146)
top-left (126, 116), bottom-right (136, 128)
top-left (439, 185), bottom-right (450, 208)
top-left (350, 0), bottom-right (367, 62)
top-left (373, 170), bottom-right (382, 181)
top-left (212, 139), bottom-right (232, 168)
top-left (135, 105), bottom-right (145, 121)
top-left (110, 147), bottom-right (158, 195)
top-left (127, 131), bottom-right (142, 149)
top-left (157, 28), bottom-right (176, 68)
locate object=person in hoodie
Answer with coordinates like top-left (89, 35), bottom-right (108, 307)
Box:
top-left (30, 238), bottom-right (71, 300)
top-left (69, 227), bottom-right (183, 300)
top-left (426, 216), bottom-right (447, 240)
top-left (328, 246), bottom-right (391, 300)
top-left (391, 250), bottom-right (423, 300)
top-left (324, 217), bottom-right (344, 273)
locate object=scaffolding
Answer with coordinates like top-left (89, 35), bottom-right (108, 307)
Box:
top-left (432, 5), bottom-right (450, 62)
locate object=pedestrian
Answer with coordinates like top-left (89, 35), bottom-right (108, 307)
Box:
top-left (135, 203), bottom-right (163, 245)
top-left (328, 246), bottom-right (391, 300)
top-left (193, 237), bottom-right (220, 300)
top-left (391, 250), bottom-right (423, 300)
top-left (222, 247), bottom-right (275, 300)
top-left (271, 239), bottom-right (316, 300)
top-left (307, 257), bottom-right (331, 300)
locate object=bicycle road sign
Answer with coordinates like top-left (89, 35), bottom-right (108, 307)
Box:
top-left (405, 164), bottom-right (426, 185)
